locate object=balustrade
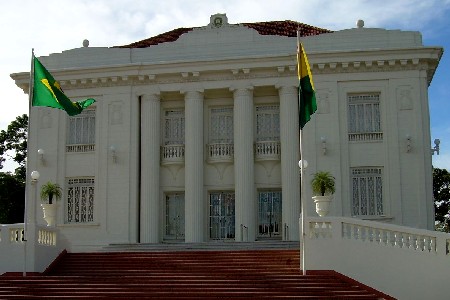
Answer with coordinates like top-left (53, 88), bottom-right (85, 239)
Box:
top-left (161, 144), bottom-right (185, 164)
top-left (309, 221), bottom-right (332, 239)
top-left (66, 144), bottom-right (95, 153)
top-left (207, 143), bottom-right (234, 163)
top-left (348, 132), bottom-right (383, 142)
top-left (9, 227), bottom-right (24, 243)
top-left (254, 141), bottom-right (281, 161)
top-left (341, 221), bottom-right (437, 253)
top-left (38, 229), bottom-right (57, 246)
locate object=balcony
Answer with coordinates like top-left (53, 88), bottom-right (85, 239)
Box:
top-left (161, 144), bottom-right (185, 165)
top-left (207, 143), bottom-right (234, 164)
top-left (254, 141), bottom-right (281, 161)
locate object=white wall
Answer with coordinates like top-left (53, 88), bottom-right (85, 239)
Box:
top-left (302, 216), bottom-right (450, 299)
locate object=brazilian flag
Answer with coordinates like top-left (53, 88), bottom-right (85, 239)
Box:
top-left (32, 57), bottom-right (95, 116)
top-left (297, 43), bottom-right (317, 129)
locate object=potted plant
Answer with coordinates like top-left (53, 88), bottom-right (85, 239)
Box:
top-left (311, 171), bottom-right (335, 217)
top-left (40, 181), bottom-right (62, 226)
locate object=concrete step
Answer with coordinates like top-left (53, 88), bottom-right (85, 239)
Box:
top-left (0, 249), bottom-right (394, 299)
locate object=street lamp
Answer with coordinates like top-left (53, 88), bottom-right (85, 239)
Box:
top-left (23, 170), bottom-right (40, 277)
top-left (31, 170), bottom-right (40, 183)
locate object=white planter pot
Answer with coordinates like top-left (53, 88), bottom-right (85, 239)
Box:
top-left (41, 203), bottom-right (59, 226)
top-left (312, 195), bottom-right (333, 217)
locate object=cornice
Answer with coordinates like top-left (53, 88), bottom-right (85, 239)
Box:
top-left (11, 49), bottom-right (441, 93)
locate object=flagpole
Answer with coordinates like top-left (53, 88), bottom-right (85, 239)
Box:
top-left (297, 31), bottom-right (307, 276)
top-left (23, 48), bottom-right (35, 277)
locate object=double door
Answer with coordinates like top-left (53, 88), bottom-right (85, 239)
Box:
top-left (209, 192), bottom-right (235, 240)
top-left (165, 193), bottom-right (185, 240)
top-left (258, 191), bottom-right (282, 238)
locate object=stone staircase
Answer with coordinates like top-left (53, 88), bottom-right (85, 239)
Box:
top-left (0, 246), bottom-right (394, 299)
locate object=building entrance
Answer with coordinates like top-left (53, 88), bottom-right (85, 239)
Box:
top-left (258, 191), bottom-right (282, 238)
top-left (164, 193), bottom-right (185, 240)
top-left (209, 192), bottom-right (235, 240)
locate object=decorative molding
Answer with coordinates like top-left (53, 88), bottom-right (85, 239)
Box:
top-left (39, 110), bottom-right (53, 129)
top-left (13, 57), bottom-right (438, 93)
top-left (397, 86), bottom-right (414, 111)
top-left (316, 89), bottom-right (331, 114)
top-left (109, 101), bottom-right (123, 125)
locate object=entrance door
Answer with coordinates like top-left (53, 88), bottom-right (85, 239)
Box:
top-left (209, 192), bottom-right (235, 240)
top-left (258, 191), bottom-right (282, 238)
top-left (165, 193), bottom-right (185, 240)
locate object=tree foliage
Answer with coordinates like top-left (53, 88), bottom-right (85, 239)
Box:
top-left (433, 167), bottom-right (450, 232)
top-left (0, 114), bottom-right (28, 181)
top-left (0, 115), bottom-right (28, 224)
top-left (0, 172), bottom-right (25, 223)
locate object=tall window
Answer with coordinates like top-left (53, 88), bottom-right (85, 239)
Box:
top-left (164, 110), bottom-right (185, 145)
top-left (351, 168), bottom-right (383, 216)
top-left (210, 107), bottom-right (233, 143)
top-left (66, 178), bottom-right (95, 223)
top-left (348, 94), bottom-right (382, 141)
top-left (66, 109), bottom-right (96, 152)
top-left (256, 105), bottom-right (280, 142)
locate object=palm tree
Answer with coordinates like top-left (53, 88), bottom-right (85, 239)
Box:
top-left (311, 171), bottom-right (335, 196)
top-left (40, 182), bottom-right (62, 204)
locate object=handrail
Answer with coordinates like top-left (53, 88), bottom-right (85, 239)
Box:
top-left (284, 223), bottom-right (289, 240)
top-left (240, 224), bottom-right (248, 242)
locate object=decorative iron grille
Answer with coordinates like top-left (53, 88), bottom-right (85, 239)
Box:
top-left (164, 109), bottom-right (185, 145)
top-left (256, 105), bottom-right (280, 142)
top-left (348, 94), bottom-right (382, 141)
top-left (351, 168), bottom-right (383, 216)
top-left (209, 107), bottom-right (233, 144)
top-left (66, 178), bottom-right (95, 223)
top-left (66, 109), bottom-right (95, 152)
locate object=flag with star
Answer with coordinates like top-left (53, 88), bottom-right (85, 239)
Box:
top-left (32, 56), bottom-right (95, 116)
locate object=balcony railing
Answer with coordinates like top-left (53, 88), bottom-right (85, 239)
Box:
top-left (348, 132), bottom-right (383, 142)
top-left (254, 141), bottom-right (281, 161)
top-left (207, 143), bottom-right (234, 163)
top-left (161, 144), bottom-right (185, 164)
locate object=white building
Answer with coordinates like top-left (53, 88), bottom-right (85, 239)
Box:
top-left (11, 13), bottom-right (442, 252)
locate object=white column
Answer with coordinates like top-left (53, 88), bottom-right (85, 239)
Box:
top-left (184, 90), bottom-right (205, 242)
top-left (233, 87), bottom-right (255, 241)
top-left (140, 93), bottom-right (160, 243)
top-left (278, 85), bottom-right (300, 241)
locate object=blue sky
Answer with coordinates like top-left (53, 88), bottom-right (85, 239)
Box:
top-left (1, 0), bottom-right (449, 171)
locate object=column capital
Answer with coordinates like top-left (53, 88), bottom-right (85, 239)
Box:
top-left (135, 86), bottom-right (160, 99)
top-left (180, 85), bottom-right (204, 96)
top-left (276, 84), bottom-right (298, 97)
top-left (141, 93), bottom-right (161, 102)
top-left (230, 85), bottom-right (254, 98)
top-left (181, 89), bottom-right (204, 102)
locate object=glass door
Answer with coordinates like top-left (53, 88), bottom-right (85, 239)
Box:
top-left (165, 193), bottom-right (185, 240)
top-left (258, 191), bottom-right (282, 238)
top-left (209, 192), bottom-right (235, 240)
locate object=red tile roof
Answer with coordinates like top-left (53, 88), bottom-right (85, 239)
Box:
top-left (117, 20), bottom-right (331, 48)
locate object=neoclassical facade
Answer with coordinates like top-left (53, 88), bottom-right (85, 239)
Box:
top-left (12, 14), bottom-right (442, 251)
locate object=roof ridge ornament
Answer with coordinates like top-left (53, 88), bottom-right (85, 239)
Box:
top-left (210, 13), bottom-right (228, 28)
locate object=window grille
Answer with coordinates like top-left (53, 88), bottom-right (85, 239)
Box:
top-left (351, 168), bottom-right (383, 216)
top-left (256, 105), bottom-right (280, 142)
top-left (210, 107), bottom-right (233, 143)
top-left (164, 110), bottom-right (185, 145)
top-left (66, 109), bottom-right (96, 152)
top-left (348, 94), bottom-right (382, 141)
top-left (66, 178), bottom-right (95, 223)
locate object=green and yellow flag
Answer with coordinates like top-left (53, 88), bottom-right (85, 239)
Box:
top-left (297, 43), bottom-right (317, 129)
top-left (32, 57), bottom-right (95, 116)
